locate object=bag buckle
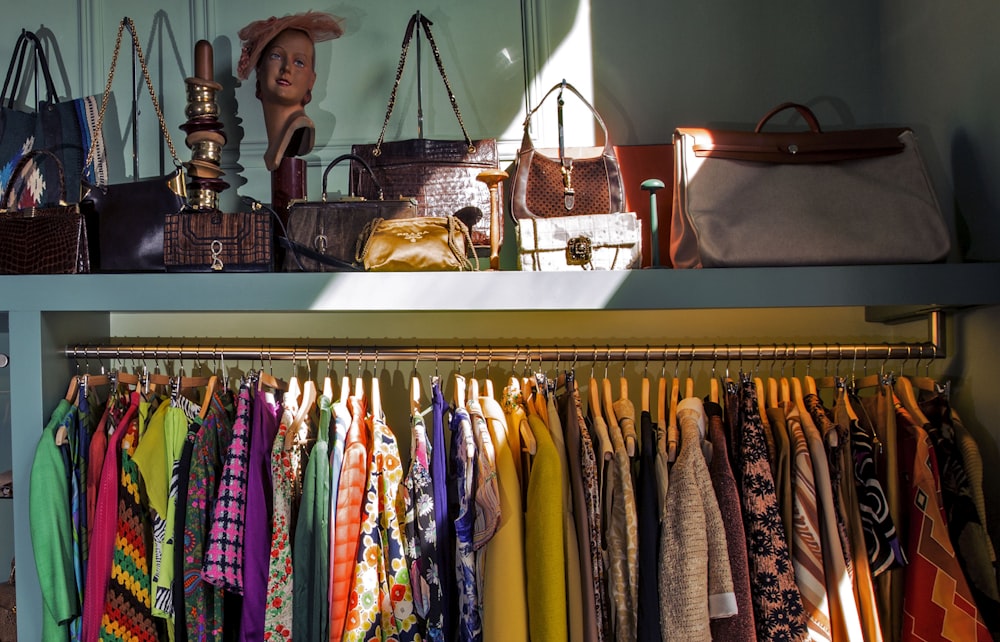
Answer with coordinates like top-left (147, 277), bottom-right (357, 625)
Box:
top-left (210, 240), bottom-right (224, 271)
top-left (566, 235), bottom-right (593, 265)
top-left (561, 161), bottom-right (575, 210)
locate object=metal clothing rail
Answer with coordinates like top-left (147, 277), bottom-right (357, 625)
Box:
top-left (65, 341), bottom-right (944, 365)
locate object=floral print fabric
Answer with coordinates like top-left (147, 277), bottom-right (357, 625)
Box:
top-left (343, 415), bottom-right (422, 641)
top-left (738, 377), bottom-right (809, 641)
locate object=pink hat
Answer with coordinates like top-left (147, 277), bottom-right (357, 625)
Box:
top-left (237, 11), bottom-right (343, 80)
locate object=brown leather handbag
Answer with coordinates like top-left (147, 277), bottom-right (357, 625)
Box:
top-left (0, 150), bottom-right (90, 274)
top-left (282, 154), bottom-right (419, 271)
top-left (350, 12), bottom-right (500, 250)
top-left (511, 81), bottom-right (626, 220)
top-left (164, 204), bottom-right (273, 272)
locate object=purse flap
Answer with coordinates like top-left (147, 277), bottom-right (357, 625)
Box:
top-left (679, 126), bottom-right (908, 163)
top-left (518, 212), bottom-right (640, 251)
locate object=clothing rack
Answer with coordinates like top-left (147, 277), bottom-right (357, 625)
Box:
top-left (65, 340), bottom-right (943, 366)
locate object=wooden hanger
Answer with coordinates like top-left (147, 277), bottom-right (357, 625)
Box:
top-left (370, 372), bottom-right (383, 423)
top-left (588, 375), bottom-right (602, 421)
top-left (64, 374), bottom-right (80, 404)
top-left (533, 372), bottom-right (549, 424)
top-left (484, 377), bottom-right (495, 400)
top-left (642, 376), bottom-right (650, 415)
top-left (116, 370), bottom-right (141, 389)
top-left (668, 375), bottom-right (680, 462)
top-left (285, 379), bottom-right (316, 450)
top-left (584, 374), bottom-right (610, 461)
top-left (656, 375), bottom-right (668, 456)
top-left (353, 370), bottom-right (366, 402)
top-left (411, 373), bottom-right (422, 416)
top-left (766, 376), bottom-right (779, 409)
top-left (836, 378), bottom-right (859, 422)
top-left (323, 375), bottom-right (334, 401)
top-left (507, 375), bottom-right (537, 455)
top-left (258, 370), bottom-right (288, 392)
top-left (468, 375), bottom-right (480, 406)
top-left (895, 374), bottom-right (931, 427)
top-left (454, 373), bottom-right (467, 410)
top-left (616, 375), bottom-right (636, 456)
top-left (754, 375), bottom-right (770, 429)
top-left (805, 372), bottom-right (818, 397)
top-left (339, 373), bottom-right (350, 406)
top-left (709, 377), bottom-right (719, 404)
top-left (198, 375), bottom-right (218, 420)
top-left (602, 376), bottom-right (621, 447)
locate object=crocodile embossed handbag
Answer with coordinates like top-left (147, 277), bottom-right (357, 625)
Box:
top-left (350, 12), bottom-right (500, 250)
top-left (0, 149), bottom-right (90, 274)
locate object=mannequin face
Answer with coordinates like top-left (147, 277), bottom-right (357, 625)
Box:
top-left (256, 29), bottom-right (317, 108)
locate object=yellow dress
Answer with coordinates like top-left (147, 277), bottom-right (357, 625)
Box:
top-left (525, 412), bottom-right (568, 642)
top-left (479, 395), bottom-right (529, 642)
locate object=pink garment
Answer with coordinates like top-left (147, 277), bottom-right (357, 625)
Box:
top-left (81, 391), bottom-right (138, 642)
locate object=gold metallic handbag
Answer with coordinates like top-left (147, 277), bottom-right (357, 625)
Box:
top-left (355, 215), bottom-right (478, 272)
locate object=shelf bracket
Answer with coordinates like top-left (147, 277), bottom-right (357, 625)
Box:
top-left (864, 305), bottom-right (963, 358)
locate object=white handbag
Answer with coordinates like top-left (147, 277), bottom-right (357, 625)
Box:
top-left (516, 212), bottom-right (642, 271)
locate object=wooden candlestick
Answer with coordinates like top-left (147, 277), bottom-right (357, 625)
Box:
top-left (477, 169), bottom-right (508, 270)
top-left (194, 40), bottom-right (213, 82)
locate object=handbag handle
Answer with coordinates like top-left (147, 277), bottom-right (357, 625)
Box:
top-left (322, 153), bottom-right (384, 201)
top-left (522, 80), bottom-right (614, 157)
top-left (1, 29), bottom-right (59, 109)
top-left (372, 12), bottom-right (475, 156)
top-left (84, 17), bottom-right (181, 175)
top-left (2, 149), bottom-right (66, 209)
top-left (755, 102), bottom-right (823, 133)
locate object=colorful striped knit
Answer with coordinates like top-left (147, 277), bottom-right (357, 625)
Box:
top-left (100, 401), bottom-right (158, 641)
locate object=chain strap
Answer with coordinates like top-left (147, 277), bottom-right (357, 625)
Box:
top-left (84, 16), bottom-right (180, 173)
top-left (373, 13), bottom-right (475, 156)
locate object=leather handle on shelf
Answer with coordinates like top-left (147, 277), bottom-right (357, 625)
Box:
top-left (755, 102), bottom-right (823, 133)
top-left (322, 153), bottom-right (384, 201)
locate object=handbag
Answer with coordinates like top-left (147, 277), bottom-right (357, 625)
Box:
top-left (0, 149), bottom-right (90, 274)
top-left (164, 206), bottom-right (273, 273)
top-left (354, 215), bottom-right (478, 272)
top-left (0, 29), bottom-right (107, 209)
top-left (282, 153), bottom-right (418, 271)
top-left (670, 102), bottom-right (951, 268)
top-left (79, 17), bottom-right (187, 272)
top-left (350, 12), bottom-right (501, 250)
top-left (510, 80), bottom-right (626, 220)
top-left (516, 211), bottom-right (641, 271)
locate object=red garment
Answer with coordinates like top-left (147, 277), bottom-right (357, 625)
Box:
top-left (81, 391), bottom-right (138, 642)
top-left (85, 403), bottom-right (111, 544)
top-left (896, 401), bottom-right (992, 642)
top-left (328, 395), bottom-right (368, 641)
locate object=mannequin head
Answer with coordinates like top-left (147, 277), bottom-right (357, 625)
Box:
top-left (237, 11), bottom-right (342, 171)
top-left (255, 28), bottom-right (317, 109)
